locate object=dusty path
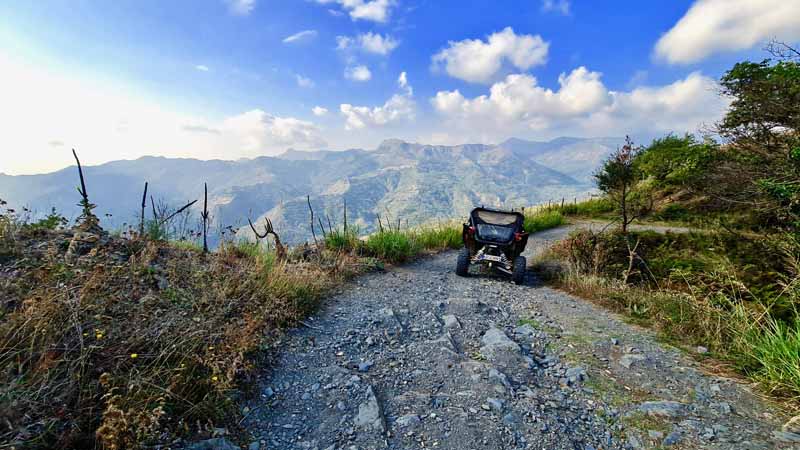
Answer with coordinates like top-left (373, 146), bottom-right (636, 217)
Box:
top-left (241, 225), bottom-right (795, 450)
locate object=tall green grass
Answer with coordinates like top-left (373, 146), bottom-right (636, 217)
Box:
top-left (523, 210), bottom-right (565, 233)
top-left (553, 197), bottom-right (614, 217)
top-left (413, 223), bottom-right (462, 250)
top-left (364, 230), bottom-right (419, 262)
top-left (742, 316), bottom-right (800, 398)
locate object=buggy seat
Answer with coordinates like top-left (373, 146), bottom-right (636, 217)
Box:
top-left (470, 208), bottom-right (524, 244)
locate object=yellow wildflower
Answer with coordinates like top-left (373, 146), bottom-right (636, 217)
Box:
top-left (130, 353), bottom-right (138, 359)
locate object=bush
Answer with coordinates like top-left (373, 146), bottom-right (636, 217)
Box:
top-left (324, 228), bottom-right (360, 252)
top-left (365, 230), bottom-right (419, 263)
top-left (413, 223), bottom-right (462, 250)
top-left (555, 198), bottom-right (614, 217)
top-left (523, 210), bottom-right (565, 233)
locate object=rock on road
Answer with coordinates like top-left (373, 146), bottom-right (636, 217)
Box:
top-left (240, 226), bottom-right (795, 450)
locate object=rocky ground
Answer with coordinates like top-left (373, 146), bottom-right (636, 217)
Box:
top-left (235, 226), bottom-right (799, 450)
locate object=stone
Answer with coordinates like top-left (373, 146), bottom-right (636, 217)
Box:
top-left (262, 387), bottom-right (274, 399)
top-left (480, 327), bottom-right (521, 362)
top-left (663, 431), bottom-right (682, 446)
top-left (187, 438), bottom-right (240, 450)
top-left (566, 366), bottom-right (587, 383)
top-left (354, 386), bottom-right (386, 433)
top-left (514, 324), bottom-right (537, 337)
top-left (773, 431), bottom-right (800, 443)
top-left (358, 361), bottom-right (374, 372)
top-left (443, 314), bottom-right (461, 330)
top-left (248, 442), bottom-right (260, 450)
top-left (502, 413), bottom-right (520, 427)
top-left (619, 354), bottom-right (646, 369)
top-left (648, 430), bottom-right (664, 439)
top-left (488, 368), bottom-right (512, 389)
top-left (396, 414), bottom-right (421, 429)
top-left (638, 401), bottom-right (686, 418)
top-left (487, 398), bottom-right (505, 412)
top-left (696, 346), bottom-right (709, 354)
top-left (627, 433), bottom-right (643, 449)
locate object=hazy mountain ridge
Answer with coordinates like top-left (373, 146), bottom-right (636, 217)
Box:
top-left (0, 137), bottom-right (623, 244)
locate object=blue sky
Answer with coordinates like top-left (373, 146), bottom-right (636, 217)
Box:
top-left (1, 0), bottom-right (799, 174)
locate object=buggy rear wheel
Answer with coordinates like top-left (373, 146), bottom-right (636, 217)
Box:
top-left (512, 256), bottom-right (526, 285)
top-left (456, 248), bottom-right (470, 277)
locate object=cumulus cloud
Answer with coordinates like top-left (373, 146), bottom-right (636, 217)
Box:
top-left (337, 32), bottom-right (399, 55)
top-left (312, 106), bottom-right (329, 116)
top-left (221, 110), bottom-right (326, 151)
top-left (283, 30), bottom-right (318, 44)
top-left (432, 27), bottom-right (549, 84)
top-left (195, 65), bottom-right (210, 72)
top-left (431, 68), bottom-right (727, 139)
top-left (344, 65), bottom-right (372, 82)
top-left (296, 74), bottom-right (315, 88)
top-left (340, 72), bottom-right (415, 130)
top-left (655, 0), bottom-right (800, 64)
top-left (316, 0), bottom-right (395, 23)
top-left (541, 0), bottom-right (570, 15)
top-left (225, 0), bottom-right (256, 15)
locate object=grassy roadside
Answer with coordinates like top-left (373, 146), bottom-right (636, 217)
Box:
top-left (533, 224), bottom-right (800, 401)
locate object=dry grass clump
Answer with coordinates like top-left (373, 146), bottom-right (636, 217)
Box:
top-left (0, 227), bottom-right (350, 449)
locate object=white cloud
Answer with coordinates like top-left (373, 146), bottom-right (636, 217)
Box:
top-left (283, 30), bottom-right (318, 44)
top-left (316, 0), bottom-right (395, 23)
top-left (432, 68), bottom-right (611, 127)
top-left (312, 106), bottom-right (329, 116)
top-left (195, 65), bottom-right (210, 72)
top-left (432, 27), bottom-right (549, 84)
top-left (397, 71), bottom-right (413, 96)
top-left (337, 32), bottom-right (399, 55)
top-left (340, 95), bottom-right (414, 130)
top-left (221, 110), bottom-right (326, 151)
top-left (340, 72), bottom-right (414, 130)
top-left (344, 65), bottom-right (372, 82)
top-left (655, 0), bottom-right (800, 64)
top-left (431, 67), bottom-right (727, 139)
top-left (225, 0), bottom-right (256, 15)
top-left (296, 74), bottom-right (315, 88)
top-left (541, 0), bottom-right (570, 15)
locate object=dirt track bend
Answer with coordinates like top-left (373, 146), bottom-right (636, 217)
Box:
top-left (240, 225), bottom-right (794, 450)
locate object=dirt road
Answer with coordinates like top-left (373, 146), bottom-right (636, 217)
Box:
top-left (240, 226), bottom-right (794, 450)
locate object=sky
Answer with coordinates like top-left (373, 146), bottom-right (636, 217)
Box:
top-left (1, 0), bottom-right (799, 175)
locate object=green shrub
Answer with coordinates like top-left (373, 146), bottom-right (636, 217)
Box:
top-left (553, 198), bottom-right (614, 217)
top-left (324, 228), bottom-right (360, 252)
top-left (413, 224), bottom-right (462, 250)
top-left (523, 211), bottom-right (565, 233)
top-left (365, 230), bottom-right (419, 263)
top-left (742, 316), bottom-right (800, 397)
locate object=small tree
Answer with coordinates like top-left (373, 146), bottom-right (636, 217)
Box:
top-left (595, 136), bottom-right (646, 233)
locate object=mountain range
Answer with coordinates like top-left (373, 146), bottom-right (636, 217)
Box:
top-left (0, 136), bottom-right (623, 245)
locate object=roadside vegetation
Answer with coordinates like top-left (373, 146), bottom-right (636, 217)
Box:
top-left (535, 41), bottom-right (800, 400)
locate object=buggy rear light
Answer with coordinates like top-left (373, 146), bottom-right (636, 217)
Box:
top-left (468, 226), bottom-right (475, 235)
top-left (514, 232), bottom-right (522, 241)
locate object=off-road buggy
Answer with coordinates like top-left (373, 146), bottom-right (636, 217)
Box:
top-left (455, 207), bottom-right (529, 284)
